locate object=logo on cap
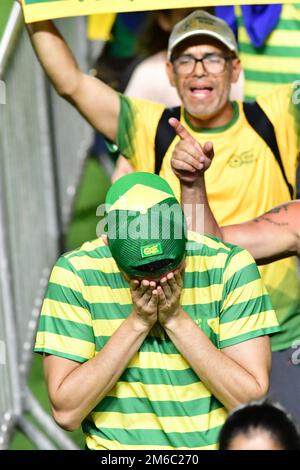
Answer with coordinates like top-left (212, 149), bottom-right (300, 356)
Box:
top-left (141, 243), bottom-right (163, 258)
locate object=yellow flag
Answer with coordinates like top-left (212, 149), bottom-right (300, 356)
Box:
top-left (22, 0), bottom-right (300, 24)
top-left (87, 14), bottom-right (116, 41)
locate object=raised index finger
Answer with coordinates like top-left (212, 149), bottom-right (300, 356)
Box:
top-left (169, 117), bottom-right (202, 150)
top-left (169, 117), bottom-right (194, 142)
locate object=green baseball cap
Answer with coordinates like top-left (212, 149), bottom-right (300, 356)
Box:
top-left (105, 172), bottom-right (187, 278)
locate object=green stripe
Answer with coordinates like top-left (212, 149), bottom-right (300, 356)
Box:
top-left (237, 17), bottom-right (300, 31)
top-left (219, 326), bottom-right (280, 349)
top-left (118, 95), bottom-right (139, 160)
top-left (38, 315), bottom-right (93, 342)
top-left (220, 295), bottom-right (273, 323)
top-left (45, 282), bottom-right (88, 309)
top-left (120, 366), bottom-right (199, 386)
top-left (94, 395), bottom-right (222, 417)
top-left (73, 271), bottom-right (127, 288)
top-left (76, 269), bottom-right (225, 289)
top-left (66, 245), bottom-right (111, 261)
top-left (245, 95), bottom-right (256, 102)
top-left (88, 300), bottom-right (220, 320)
top-left (93, 303), bottom-right (131, 319)
top-left (244, 70), bottom-right (300, 83)
top-left (186, 245), bottom-right (230, 257)
top-left (139, 334), bottom-right (179, 354)
top-left (34, 348), bottom-right (87, 363)
top-left (239, 42), bottom-right (300, 58)
top-left (56, 256), bottom-right (75, 271)
top-left (185, 270), bottom-right (224, 290)
top-left (223, 262), bottom-right (261, 294)
top-left (82, 421), bottom-right (223, 448)
top-left (94, 334), bottom-right (180, 354)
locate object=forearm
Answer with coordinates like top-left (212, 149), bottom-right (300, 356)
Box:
top-left (26, 20), bottom-right (81, 97)
top-left (164, 309), bottom-right (267, 410)
top-left (49, 313), bottom-right (150, 430)
top-left (181, 179), bottom-right (221, 238)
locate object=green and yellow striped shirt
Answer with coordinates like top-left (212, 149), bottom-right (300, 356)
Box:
top-left (35, 232), bottom-right (279, 450)
top-left (236, 4), bottom-right (300, 100)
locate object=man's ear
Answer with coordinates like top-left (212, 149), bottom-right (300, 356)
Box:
top-left (101, 234), bottom-right (108, 246)
top-left (166, 61), bottom-right (176, 87)
top-left (230, 57), bottom-right (242, 84)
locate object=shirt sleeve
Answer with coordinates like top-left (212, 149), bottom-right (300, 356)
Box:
top-left (257, 84), bottom-right (300, 190)
top-left (34, 255), bottom-right (95, 363)
top-left (116, 94), bottom-right (165, 172)
top-left (218, 246), bottom-right (280, 349)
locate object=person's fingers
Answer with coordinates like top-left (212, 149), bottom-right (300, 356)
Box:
top-left (160, 276), bottom-right (172, 299)
top-left (166, 272), bottom-right (178, 292)
top-left (169, 118), bottom-right (202, 151)
top-left (175, 141), bottom-right (206, 163)
top-left (172, 147), bottom-right (205, 170)
top-left (174, 270), bottom-right (183, 288)
top-left (172, 159), bottom-right (198, 173)
top-left (142, 285), bottom-right (155, 303)
top-left (156, 285), bottom-right (167, 305)
top-left (148, 289), bottom-right (158, 307)
top-left (139, 279), bottom-right (150, 292)
top-left (203, 141), bottom-right (214, 161)
top-left (129, 279), bottom-right (140, 290)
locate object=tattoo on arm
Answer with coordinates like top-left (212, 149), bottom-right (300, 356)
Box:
top-left (258, 216), bottom-right (289, 227)
top-left (265, 204), bottom-right (289, 215)
top-left (253, 203), bottom-right (290, 226)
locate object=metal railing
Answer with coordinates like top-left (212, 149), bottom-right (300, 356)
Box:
top-left (0, 2), bottom-right (94, 449)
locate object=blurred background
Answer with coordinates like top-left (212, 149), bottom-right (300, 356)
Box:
top-left (0, 0), bottom-right (110, 449)
top-left (1, 0), bottom-right (300, 450)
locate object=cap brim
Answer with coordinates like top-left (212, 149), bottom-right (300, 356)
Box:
top-left (168, 31), bottom-right (236, 60)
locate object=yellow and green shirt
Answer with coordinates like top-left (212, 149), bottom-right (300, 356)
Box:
top-left (236, 4), bottom-right (300, 100)
top-left (35, 233), bottom-right (279, 450)
top-left (116, 84), bottom-right (300, 352)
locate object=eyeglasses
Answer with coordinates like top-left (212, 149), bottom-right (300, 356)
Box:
top-left (171, 53), bottom-right (232, 76)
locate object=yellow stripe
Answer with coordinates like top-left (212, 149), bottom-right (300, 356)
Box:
top-left (223, 249), bottom-right (254, 281)
top-left (42, 298), bottom-right (91, 325)
top-left (280, 4), bottom-right (300, 20)
top-left (239, 27), bottom-right (300, 49)
top-left (222, 279), bottom-right (267, 309)
top-left (245, 81), bottom-right (283, 99)
top-left (82, 281), bottom-right (222, 305)
top-left (129, 351), bottom-right (190, 371)
top-left (50, 266), bottom-right (84, 290)
top-left (220, 310), bottom-right (279, 342)
top-left (69, 255), bottom-right (118, 273)
top-left (188, 231), bottom-right (230, 252)
top-left (35, 332), bottom-right (95, 359)
top-left (23, 0), bottom-right (299, 24)
top-left (108, 381), bottom-right (212, 402)
top-left (185, 253), bottom-right (228, 273)
top-left (93, 318), bottom-right (123, 336)
top-left (91, 407), bottom-right (227, 434)
top-left (241, 52), bottom-right (300, 73)
top-left (65, 238), bottom-right (105, 260)
top-left (85, 434), bottom-right (217, 450)
top-left (207, 317), bottom-right (219, 335)
top-left (83, 285), bottom-right (131, 304)
top-left (108, 185), bottom-right (173, 213)
top-left (181, 285), bottom-right (223, 305)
